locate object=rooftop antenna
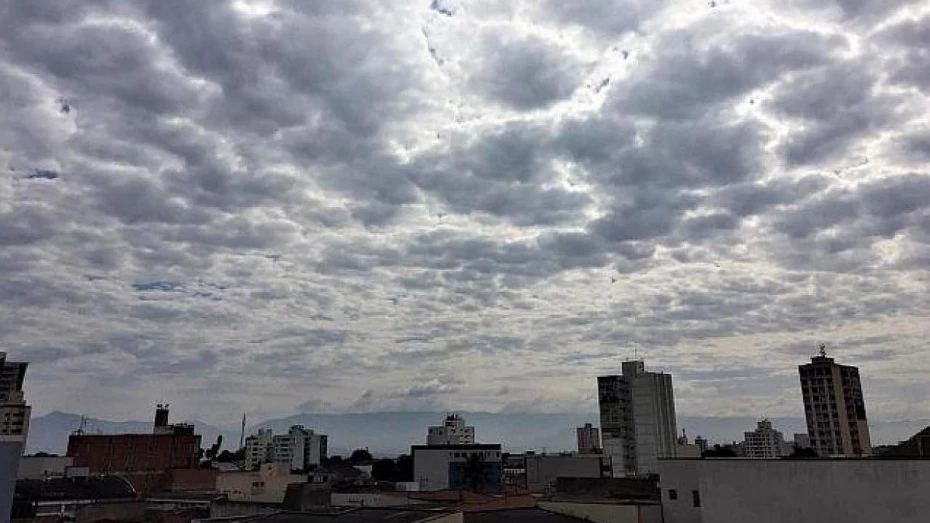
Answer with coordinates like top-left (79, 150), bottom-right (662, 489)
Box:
top-left (818, 343), bottom-right (827, 358)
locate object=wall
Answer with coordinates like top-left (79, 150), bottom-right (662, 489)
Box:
top-left (216, 462), bottom-right (304, 503)
top-left (67, 433), bottom-right (201, 473)
top-left (167, 468), bottom-right (217, 492)
top-left (17, 456), bottom-right (74, 479)
top-left (540, 501), bottom-right (662, 523)
top-left (412, 446), bottom-right (503, 491)
top-left (1, 439), bottom-right (22, 523)
top-left (660, 459), bottom-right (930, 523)
top-left (331, 492), bottom-right (431, 508)
top-left (525, 455), bottom-right (607, 492)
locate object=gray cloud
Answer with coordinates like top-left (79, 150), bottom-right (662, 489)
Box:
top-left (1, 0), bottom-right (929, 426)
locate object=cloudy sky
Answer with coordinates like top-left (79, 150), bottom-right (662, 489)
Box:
top-left (2, 0), bottom-right (930, 427)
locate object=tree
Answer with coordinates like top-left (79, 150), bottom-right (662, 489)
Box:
top-left (348, 448), bottom-right (373, 464)
top-left (463, 453), bottom-right (486, 492)
top-left (395, 454), bottom-right (413, 482)
top-left (205, 435), bottom-right (223, 460)
top-left (371, 458), bottom-right (397, 481)
top-left (788, 445), bottom-right (818, 458)
top-left (216, 448), bottom-right (245, 463)
top-left (702, 444), bottom-right (738, 458)
top-left (321, 455), bottom-right (344, 466)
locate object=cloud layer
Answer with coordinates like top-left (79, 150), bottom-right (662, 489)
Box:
top-left (2, 0), bottom-right (930, 427)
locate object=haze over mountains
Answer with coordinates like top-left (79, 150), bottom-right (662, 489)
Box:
top-left (28, 411), bottom-right (928, 457)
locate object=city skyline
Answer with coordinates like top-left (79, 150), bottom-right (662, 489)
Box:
top-left (3, 0), bottom-right (930, 428)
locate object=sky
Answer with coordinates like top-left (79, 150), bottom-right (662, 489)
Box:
top-left (2, 0), bottom-right (930, 428)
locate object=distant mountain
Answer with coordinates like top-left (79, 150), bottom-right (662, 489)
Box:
top-left (27, 411), bottom-right (929, 456)
top-left (26, 411), bottom-right (234, 455)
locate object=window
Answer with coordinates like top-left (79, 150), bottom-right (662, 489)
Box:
top-left (692, 490), bottom-right (701, 507)
top-left (668, 489), bottom-right (678, 500)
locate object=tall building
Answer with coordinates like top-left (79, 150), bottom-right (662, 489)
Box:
top-left (743, 419), bottom-right (788, 458)
top-left (427, 414), bottom-right (475, 445)
top-left (598, 360), bottom-right (678, 476)
top-left (0, 352), bottom-right (31, 439)
top-left (244, 425), bottom-right (327, 471)
top-left (799, 346), bottom-right (872, 456)
top-left (576, 423), bottom-right (601, 453)
top-left (1, 352), bottom-right (29, 523)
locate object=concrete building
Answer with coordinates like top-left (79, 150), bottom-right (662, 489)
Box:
top-left (411, 444), bottom-right (502, 491)
top-left (66, 406), bottom-right (201, 473)
top-left (598, 360), bottom-right (678, 476)
top-left (17, 455), bottom-right (74, 479)
top-left (245, 425), bottom-right (327, 472)
top-left (576, 424), bottom-right (601, 454)
top-left (524, 453), bottom-right (612, 493)
top-left (2, 438), bottom-right (23, 523)
top-left (427, 414), bottom-right (475, 446)
top-left (659, 458), bottom-right (930, 523)
top-left (743, 419), bottom-right (788, 458)
top-left (799, 346), bottom-right (871, 456)
top-left (216, 462), bottom-right (306, 503)
top-left (0, 352), bottom-right (30, 439)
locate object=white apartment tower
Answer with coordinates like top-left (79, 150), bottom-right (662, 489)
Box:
top-left (245, 425), bottom-right (327, 471)
top-left (427, 414), bottom-right (475, 445)
top-left (799, 346), bottom-right (872, 457)
top-left (598, 360), bottom-right (678, 476)
top-left (0, 352), bottom-right (30, 439)
top-left (743, 419), bottom-right (788, 458)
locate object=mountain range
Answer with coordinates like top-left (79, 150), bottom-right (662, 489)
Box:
top-left (27, 411), bottom-right (929, 456)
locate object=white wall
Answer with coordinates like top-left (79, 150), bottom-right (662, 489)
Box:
top-left (660, 459), bottom-right (930, 523)
top-left (1, 439), bottom-right (23, 523)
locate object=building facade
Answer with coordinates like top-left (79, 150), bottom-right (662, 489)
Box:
top-left (576, 423), bottom-right (601, 453)
top-left (659, 459), bottom-right (930, 523)
top-left (244, 425), bottom-right (327, 472)
top-left (216, 462), bottom-right (306, 503)
top-left (524, 453), bottom-right (612, 492)
top-left (598, 360), bottom-right (678, 476)
top-left (799, 347), bottom-right (872, 456)
top-left (743, 419), bottom-right (788, 458)
top-left (427, 414), bottom-right (475, 446)
top-left (411, 444), bottom-right (502, 491)
top-left (66, 406), bottom-right (201, 474)
top-left (0, 352), bottom-right (30, 439)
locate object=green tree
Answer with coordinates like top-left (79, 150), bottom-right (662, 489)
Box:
top-left (395, 454), bottom-right (413, 482)
top-left (349, 448), bottom-right (373, 464)
top-left (371, 458), bottom-right (397, 481)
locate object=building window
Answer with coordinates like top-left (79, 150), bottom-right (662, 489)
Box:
top-left (692, 490), bottom-right (701, 508)
top-left (668, 489), bottom-right (678, 500)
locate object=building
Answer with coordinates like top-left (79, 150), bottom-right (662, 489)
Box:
top-left (742, 419), bottom-right (788, 458)
top-left (0, 352), bottom-right (30, 439)
top-left (17, 456), bottom-right (75, 479)
top-left (799, 346), bottom-right (872, 456)
top-left (245, 425), bottom-right (328, 472)
top-left (792, 433), bottom-right (811, 450)
top-left (217, 462), bottom-right (306, 503)
top-left (411, 444), bottom-right (503, 491)
top-left (598, 360), bottom-right (678, 476)
top-left (576, 424), bottom-right (600, 454)
top-left (12, 473), bottom-right (138, 520)
top-left (66, 406), bottom-right (201, 473)
top-left (524, 453), bottom-right (612, 493)
top-left (877, 425), bottom-right (930, 458)
top-left (2, 438), bottom-right (22, 523)
top-left (693, 436), bottom-right (708, 455)
top-left (428, 414), bottom-right (475, 446)
top-left (658, 458), bottom-right (930, 523)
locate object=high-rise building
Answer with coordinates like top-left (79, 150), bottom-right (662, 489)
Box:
top-left (427, 414), bottom-right (475, 445)
top-left (245, 425), bottom-right (327, 471)
top-left (743, 419), bottom-right (788, 458)
top-left (1, 352), bottom-right (29, 522)
top-left (0, 352), bottom-right (31, 439)
top-left (576, 423), bottom-right (601, 453)
top-left (598, 360), bottom-right (678, 476)
top-left (799, 346), bottom-right (872, 456)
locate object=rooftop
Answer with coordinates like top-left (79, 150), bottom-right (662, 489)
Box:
top-left (199, 507), bottom-right (458, 523)
top-left (465, 507), bottom-right (587, 522)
